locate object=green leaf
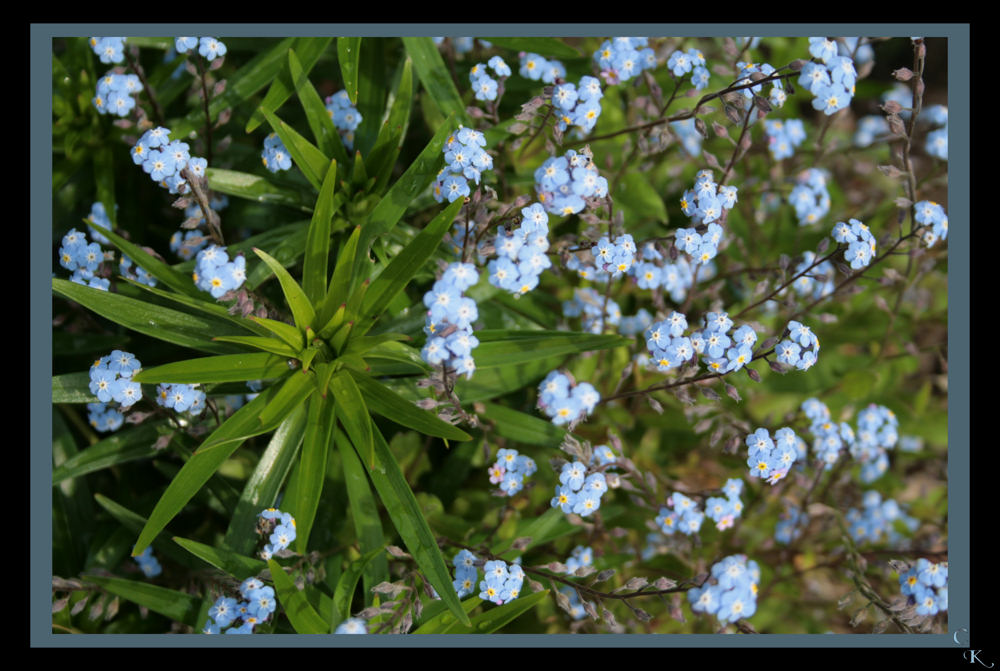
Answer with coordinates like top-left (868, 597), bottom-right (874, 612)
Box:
top-left (361, 340), bottom-right (431, 375)
top-left (331, 545), bottom-right (385, 630)
top-left (223, 403), bottom-right (306, 556)
top-left (206, 168), bottom-right (313, 212)
top-left (252, 247), bottom-right (315, 332)
top-left (479, 402), bottom-right (566, 446)
top-left (83, 575), bottom-right (201, 626)
top-left (302, 158), bottom-right (340, 306)
top-left (89, 222), bottom-right (201, 299)
top-left (615, 171), bottom-right (668, 222)
top-left (53, 278), bottom-right (248, 355)
top-left (52, 423), bottom-right (162, 484)
top-left (411, 596), bottom-right (482, 633)
top-left (289, 50), bottom-right (349, 166)
top-left (401, 37), bottom-right (469, 126)
top-left (245, 37), bottom-right (333, 133)
top-left (319, 225), bottom-right (362, 326)
top-left (261, 109), bottom-right (333, 192)
top-left (353, 115), bottom-right (453, 279)
top-left (328, 370), bottom-right (374, 469)
top-left (472, 330), bottom-right (631, 368)
top-left (335, 426), bottom-right (387, 611)
top-left (349, 424), bottom-right (471, 627)
top-left (92, 494), bottom-right (196, 569)
top-left (173, 536), bottom-right (266, 581)
top-left (338, 37), bottom-right (362, 105)
top-left (360, 197), bottom-right (464, 322)
top-left (133, 352), bottom-right (290, 384)
top-left (486, 37), bottom-right (581, 59)
top-left (349, 369), bottom-right (471, 441)
top-left (52, 372), bottom-right (98, 404)
top-left (268, 559), bottom-right (329, 634)
top-left (289, 395), bottom-right (336, 554)
top-left (366, 57), bottom-right (413, 193)
top-left (250, 369), bottom-right (317, 437)
top-left (443, 589), bottom-right (549, 634)
top-left (247, 316), bottom-right (305, 351)
top-left (211, 335), bottom-right (300, 359)
top-left (92, 144), bottom-right (116, 228)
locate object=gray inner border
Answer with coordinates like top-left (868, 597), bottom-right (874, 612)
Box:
top-left (31, 23), bottom-right (969, 648)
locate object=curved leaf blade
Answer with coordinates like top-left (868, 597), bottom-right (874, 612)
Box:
top-left (52, 423), bottom-right (162, 484)
top-left (338, 37), bottom-right (361, 105)
top-left (133, 352), bottom-right (290, 384)
top-left (401, 37), bottom-right (469, 126)
top-left (252, 247), bottom-right (315, 332)
top-left (289, 394), bottom-right (335, 555)
top-left (349, 369), bottom-right (471, 441)
top-left (173, 536), bottom-right (266, 581)
top-left (83, 575), bottom-right (201, 626)
top-left (331, 545), bottom-right (385, 630)
top-left (268, 558), bottom-right (329, 634)
top-left (261, 109), bottom-right (331, 192)
top-left (302, 158), bottom-right (339, 306)
top-left (245, 37), bottom-right (333, 133)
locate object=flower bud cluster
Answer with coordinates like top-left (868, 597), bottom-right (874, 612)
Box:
top-left (534, 148), bottom-right (607, 216)
top-left (325, 90), bottom-right (363, 150)
top-left (774, 320), bottom-right (820, 371)
top-left (745, 427), bottom-right (806, 485)
top-left (192, 244), bottom-right (246, 299)
top-left (688, 554), bottom-right (761, 625)
top-left (593, 37), bottom-right (656, 83)
top-left (488, 448), bottom-right (537, 497)
top-left (537, 370), bottom-right (600, 427)
top-left (488, 203), bottom-right (551, 295)
top-left (899, 559), bottom-right (948, 616)
top-left (421, 261), bottom-right (481, 379)
top-left (433, 126), bottom-right (492, 203)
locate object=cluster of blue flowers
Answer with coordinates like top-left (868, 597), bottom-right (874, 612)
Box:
top-left (155, 383), bottom-right (207, 416)
top-left (618, 307), bottom-right (653, 338)
top-left (432, 126), bottom-right (492, 203)
top-left (468, 56), bottom-right (511, 102)
top-left (671, 118), bottom-right (703, 157)
top-left (433, 37), bottom-right (479, 55)
top-left (325, 90), bottom-right (363, 150)
top-left (774, 320), bottom-right (820, 371)
top-left (87, 402), bottom-right (124, 433)
top-left (774, 504), bottom-right (807, 544)
top-left (421, 261), bottom-right (480, 379)
top-left (131, 126), bottom-right (208, 195)
top-left (735, 61), bottom-right (786, 109)
top-left (666, 48), bottom-right (710, 90)
top-left (257, 508), bottom-right (297, 561)
top-left (59, 228), bottom-right (110, 291)
top-left (764, 118), bottom-right (806, 160)
top-left (899, 559), bottom-right (948, 616)
top-left (801, 397), bottom-right (846, 469)
top-left (85, 202), bottom-right (114, 244)
top-left (789, 251), bottom-right (835, 300)
top-left (789, 168), bottom-right (831, 226)
top-left (170, 230), bottom-right (208, 261)
top-left (551, 75), bottom-right (604, 136)
top-left (119, 255), bottom-right (157, 287)
top-left (593, 38), bottom-right (656, 84)
top-left (800, 37), bottom-right (857, 116)
top-left (561, 287), bottom-right (622, 333)
top-left (175, 37), bottom-right (227, 61)
top-left (261, 133), bottom-right (293, 173)
top-left (688, 555), bottom-right (761, 625)
top-left (192, 244), bottom-right (246, 299)
top-left (92, 70), bottom-right (141, 117)
top-left (202, 577), bottom-right (276, 634)
top-left (89, 350), bottom-right (142, 408)
top-left (914, 200), bottom-right (948, 248)
top-left (90, 37), bottom-right (126, 64)
top-left (479, 558), bottom-right (525, 605)
top-left (655, 491), bottom-right (706, 536)
top-left (550, 459), bottom-right (609, 518)
top-left (488, 448), bottom-right (537, 496)
top-left (452, 549), bottom-right (479, 598)
top-left (487, 202), bottom-right (551, 295)
top-left (853, 115), bottom-right (890, 147)
top-left (923, 104), bottom-right (948, 161)
top-left (518, 52), bottom-right (565, 83)
top-left (559, 586), bottom-right (590, 620)
top-left (643, 311), bottom-right (695, 373)
top-left (745, 427), bottom-right (806, 485)
top-left (133, 546), bottom-right (162, 578)
top-left (685, 312), bottom-right (759, 376)
top-left (563, 545), bottom-right (595, 574)
top-left (846, 404), bottom-right (900, 482)
top-left (832, 218), bottom-right (877, 270)
top-left (334, 618), bottom-right (369, 634)
top-left (537, 370), bottom-right (600, 427)
top-left (634, 242), bottom-right (706, 303)
top-left (845, 490), bottom-right (918, 545)
top-left (705, 478), bottom-right (746, 531)
top-left (679, 170), bottom-right (738, 231)
top-left (534, 148), bottom-right (608, 216)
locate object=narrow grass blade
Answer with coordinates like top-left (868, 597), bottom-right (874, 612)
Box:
top-left (52, 423), bottom-right (160, 484)
top-left (338, 37), bottom-right (361, 105)
top-left (268, 559), bottom-right (329, 634)
top-left (402, 37), bottom-right (469, 126)
top-left (349, 369), bottom-right (471, 441)
top-left (82, 575), bottom-right (201, 626)
top-left (289, 394), bottom-right (336, 554)
top-left (262, 109), bottom-right (332, 192)
top-left (173, 536), bottom-right (266, 581)
top-left (252, 247), bottom-right (315, 332)
top-left (330, 544), bottom-right (385, 630)
top-left (245, 37), bottom-right (333, 133)
top-left (302, 157), bottom-right (339, 306)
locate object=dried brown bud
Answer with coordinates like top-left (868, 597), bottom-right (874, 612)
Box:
top-left (893, 67), bottom-right (914, 81)
top-left (789, 59), bottom-right (806, 71)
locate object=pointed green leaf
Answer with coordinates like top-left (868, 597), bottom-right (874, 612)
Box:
top-left (250, 369), bottom-right (316, 437)
top-left (261, 109), bottom-right (332, 191)
top-left (322, 226), bottom-right (362, 322)
top-left (245, 37), bottom-right (333, 133)
top-left (53, 372), bottom-right (99, 404)
top-left (401, 37), bottom-right (469, 126)
top-left (83, 575), bottom-right (201, 626)
top-left (330, 544), bottom-right (386, 630)
top-left (289, 49), bottom-right (350, 166)
top-left (52, 423), bottom-right (162, 484)
top-left (442, 589), bottom-right (550, 634)
top-left (173, 536), bottom-right (266, 581)
top-left (211, 335), bottom-right (300, 359)
top-left (206, 167), bottom-right (313, 212)
top-left (268, 558), bottom-right (329, 634)
top-left (89, 222), bottom-right (201, 299)
top-left (411, 595), bottom-right (481, 634)
top-left (366, 57), bottom-right (413, 193)
top-left (252, 247), bottom-right (315, 332)
top-left (328, 370), bottom-right (373, 468)
top-left (289, 394), bottom-right (336, 554)
top-left (348, 369), bottom-right (471, 441)
top-left (248, 316), bottom-right (305, 351)
top-left (472, 330), bottom-right (631, 368)
top-left (93, 494), bottom-right (198, 569)
top-left (479, 402), bottom-right (566, 446)
top-left (338, 37), bottom-right (362, 105)
top-left (302, 158), bottom-right (339, 306)
top-left (360, 197), bottom-right (463, 322)
top-left (133, 352), bottom-right (290, 384)
top-left (349, 149), bottom-right (369, 191)
top-left (223, 404), bottom-right (306, 556)
top-left (53, 278), bottom-right (248, 355)
top-left (353, 38), bottom-right (386, 157)
top-left (348, 424), bottom-right (471, 627)
top-left (93, 143), bottom-right (116, 228)
top-left (486, 37), bottom-right (581, 59)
